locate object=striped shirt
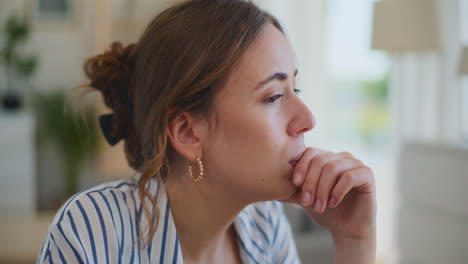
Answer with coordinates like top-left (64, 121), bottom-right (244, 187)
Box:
top-left (36, 174), bottom-right (301, 263)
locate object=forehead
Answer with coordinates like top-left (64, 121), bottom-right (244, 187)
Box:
top-left (222, 23), bottom-right (297, 91)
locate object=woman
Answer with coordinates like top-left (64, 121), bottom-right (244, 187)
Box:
top-left (37, 0), bottom-right (376, 263)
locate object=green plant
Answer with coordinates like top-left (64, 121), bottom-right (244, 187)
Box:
top-left (357, 75), bottom-right (391, 147)
top-left (0, 14), bottom-right (38, 96)
top-left (34, 90), bottom-right (101, 197)
top-left (360, 74), bottom-right (389, 105)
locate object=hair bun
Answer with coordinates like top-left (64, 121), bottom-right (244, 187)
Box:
top-left (84, 41), bottom-right (136, 144)
top-left (84, 42), bottom-right (135, 108)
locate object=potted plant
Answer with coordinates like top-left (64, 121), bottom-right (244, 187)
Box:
top-left (0, 14), bottom-right (38, 111)
top-left (34, 90), bottom-right (101, 200)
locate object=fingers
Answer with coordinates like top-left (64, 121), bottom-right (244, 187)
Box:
top-left (290, 148), bottom-right (373, 213)
top-left (299, 152), bottom-right (341, 206)
top-left (300, 152), bottom-right (357, 209)
top-left (329, 166), bottom-right (374, 208)
top-left (292, 147), bottom-right (329, 186)
top-left (313, 158), bottom-right (365, 212)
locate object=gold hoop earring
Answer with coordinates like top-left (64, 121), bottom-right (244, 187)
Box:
top-left (188, 157), bottom-right (204, 182)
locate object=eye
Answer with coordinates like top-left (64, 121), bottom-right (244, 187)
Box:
top-left (263, 94), bottom-right (284, 104)
top-left (262, 88), bottom-right (302, 104)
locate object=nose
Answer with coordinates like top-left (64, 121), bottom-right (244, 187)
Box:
top-left (287, 97), bottom-right (316, 137)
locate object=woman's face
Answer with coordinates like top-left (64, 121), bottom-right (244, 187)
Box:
top-left (204, 23), bottom-right (316, 202)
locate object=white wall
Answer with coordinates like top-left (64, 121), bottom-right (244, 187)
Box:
top-left (0, 0), bottom-right (178, 94)
top-left (398, 142), bottom-right (468, 264)
top-left (0, 112), bottom-right (35, 216)
top-left (0, 0), bottom-right (97, 93)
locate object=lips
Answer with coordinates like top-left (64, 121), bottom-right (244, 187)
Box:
top-left (289, 149), bottom-right (305, 166)
top-left (289, 160), bottom-right (299, 166)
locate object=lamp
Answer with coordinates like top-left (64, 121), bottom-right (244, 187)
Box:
top-left (371, 0), bottom-right (439, 52)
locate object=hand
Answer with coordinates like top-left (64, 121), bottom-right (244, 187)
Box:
top-left (280, 147), bottom-right (377, 240)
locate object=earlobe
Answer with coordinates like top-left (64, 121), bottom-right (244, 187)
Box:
top-left (167, 112), bottom-right (203, 161)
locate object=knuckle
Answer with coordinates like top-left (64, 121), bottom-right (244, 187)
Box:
top-left (304, 147), bottom-right (316, 157)
top-left (324, 161), bottom-right (339, 175)
top-left (305, 146), bottom-right (314, 153)
top-left (314, 155), bottom-right (327, 165)
top-left (343, 171), bottom-right (355, 182)
top-left (341, 151), bottom-right (354, 158)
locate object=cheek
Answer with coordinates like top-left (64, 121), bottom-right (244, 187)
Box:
top-left (204, 103), bottom-right (296, 200)
top-left (210, 112), bottom-right (295, 200)
top-left (224, 111), bottom-right (280, 155)
top-left (209, 107), bottom-right (287, 177)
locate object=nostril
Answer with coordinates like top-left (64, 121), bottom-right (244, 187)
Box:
top-left (287, 109), bottom-right (316, 137)
top-left (298, 126), bottom-right (311, 136)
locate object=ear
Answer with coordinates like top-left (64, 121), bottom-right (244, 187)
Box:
top-left (167, 111), bottom-right (205, 162)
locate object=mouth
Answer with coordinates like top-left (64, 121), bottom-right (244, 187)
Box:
top-left (289, 149), bottom-right (305, 166)
top-left (289, 160), bottom-right (299, 166)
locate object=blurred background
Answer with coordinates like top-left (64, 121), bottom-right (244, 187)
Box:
top-left (0, 0), bottom-right (467, 263)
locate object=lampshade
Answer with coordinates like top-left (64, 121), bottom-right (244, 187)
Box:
top-left (459, 46), bottom-right (468, 75)
top-left (371, 0), bottom-right (439, 52)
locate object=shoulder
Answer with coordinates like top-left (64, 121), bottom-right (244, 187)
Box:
top-left (235, 201), bottom-right (300, 263)
top-left (243, 200), bottom-right (285, 226)
top-left (236, 200), bottom-right (287, 244)
top-left (37, 175), bottom-right (166, 263)
top-left (48, 177), bottom-right (138, 229)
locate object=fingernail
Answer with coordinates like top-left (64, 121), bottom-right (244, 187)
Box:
top-left (314, 199), bottom-right (321, 212)
top-left (328, 197), bottom-right (336, 208)
top-left (301, 192), bottom-right (311, 205)
top-left (293, 172), bottom-right (301, 184)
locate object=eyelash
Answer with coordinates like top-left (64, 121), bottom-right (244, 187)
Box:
top-left (263, 89), bottom-right (302, 104)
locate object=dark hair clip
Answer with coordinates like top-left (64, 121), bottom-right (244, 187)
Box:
top-left (99, 113), bottom-right (122, 146)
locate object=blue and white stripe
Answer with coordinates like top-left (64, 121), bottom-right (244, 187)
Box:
top-left (37, 175), bottom-right (301, 263)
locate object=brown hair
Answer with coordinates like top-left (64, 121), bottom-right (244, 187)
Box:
top-left (83, 0), bottom-right (284, 247)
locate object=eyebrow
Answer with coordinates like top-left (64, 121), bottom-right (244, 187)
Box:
top-left (255, 69), bottom-right (298, 90)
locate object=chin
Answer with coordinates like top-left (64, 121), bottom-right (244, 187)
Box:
top-left (267, 176), bottom-right (298, 201)
top-left (281, 181), bottom-right (299, 200)
top-left (249, 168), bottom-right (296, 202)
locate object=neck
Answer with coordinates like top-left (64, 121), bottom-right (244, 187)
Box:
top-left (164, 168), bottom-right (247, 261)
